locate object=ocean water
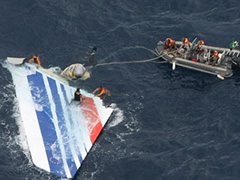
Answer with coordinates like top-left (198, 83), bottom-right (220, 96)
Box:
top-left (1, 0), bottom-right (240, 179)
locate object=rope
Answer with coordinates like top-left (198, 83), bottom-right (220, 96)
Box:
top-left (134, 46), bottom-right (158, 56)
top-left (99, 46), bottom-right (158, 63)
top-left (95, 55), bottom-right (164, 67)
top-left (151, 60), bottom-right (168, 64)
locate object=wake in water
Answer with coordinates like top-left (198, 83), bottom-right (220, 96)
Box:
top-left (0, 61), bottom-right (30, 159)
top-left (107, 104), bottom-right (124, 128)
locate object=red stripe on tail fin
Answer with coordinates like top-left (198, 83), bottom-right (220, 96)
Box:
top-left (80, 97), bottom-right (103, 144)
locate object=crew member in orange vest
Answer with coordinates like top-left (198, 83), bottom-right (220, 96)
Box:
top-left (194, 40), bottom-right (207, 63)
top-left (92, 86), bottom-right (111, 100)
top-left (28, 55), bottom-right (41, 66)
top-left (179, 37), bottom-right (191, 59)
top-left (181, 38), bottom-right (191, 50)
top-left (164, 38), bottom-right (177, 51)
top-left (209, 50), bottom-right (220, 66)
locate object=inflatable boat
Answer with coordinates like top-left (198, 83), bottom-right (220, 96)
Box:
top-left (155, 40), bottom-right (240, 79)
top-left (4, 57), bottom-right (113, 179)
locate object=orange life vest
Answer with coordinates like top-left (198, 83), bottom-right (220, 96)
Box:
top-left (29, 56), bottom-right (41, 65)
top-left (183, 38), bottom-right (191, 47)
top-left (166, 38), bottom-right (175, 47)
top-left (94, 87), bottom-right (110, 97)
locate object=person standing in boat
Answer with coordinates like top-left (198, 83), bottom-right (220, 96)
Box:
top-left (179, 37), bottom-right (191, 59)
top-left (194, 40), bottom-right (207, 63)
top-left (208, 50), bottom-right (220, 66)
top-left (164, 38), bottom-right (177, 51)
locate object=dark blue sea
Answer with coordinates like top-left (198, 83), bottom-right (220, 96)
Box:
top-left (1, 0), bottom-right (240, 179)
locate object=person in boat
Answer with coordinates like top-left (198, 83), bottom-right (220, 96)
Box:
top-left (229, 40), bottom-right (239, 50)
top-left (179, 37), bottom-right (191, 59)
top-left (208, 50), bottom-right (220, 66)
top-left (164, 38), bottom-right (177, 51)
top-left (92, 86), bottom-right (111, 100)
top-left (28, 55), bottom-right (41, 66)
top-left (194, 40), bottom-right (207, 63)
top-left (74, 88), bottom-right (85, 102)
top-left (61, 47), bottom-right (97, 80)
